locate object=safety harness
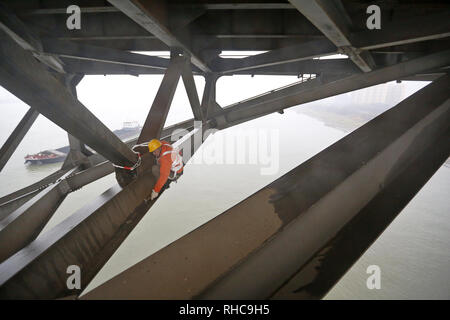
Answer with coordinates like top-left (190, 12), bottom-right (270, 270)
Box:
top-left (112, 141), bottom-right (183, 177)
top-left (160, 143), bottom-right (183, 178)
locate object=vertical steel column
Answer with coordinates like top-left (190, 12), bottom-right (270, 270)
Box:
top-left (0, 107), bottom-right (38, 171)
top-left (181, 58), bottom-right (204, 121)
top-left (200, 73), bottom-right (219, 120)
top-left (61, 74), bottom-right (91, 169)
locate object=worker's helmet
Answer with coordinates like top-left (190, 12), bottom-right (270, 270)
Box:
top-left (148, 139), bottom-right (162, 152)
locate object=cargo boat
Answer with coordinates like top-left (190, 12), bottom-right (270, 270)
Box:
top-left (24, 122), bottom-right (142, 165)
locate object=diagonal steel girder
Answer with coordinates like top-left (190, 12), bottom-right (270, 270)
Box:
top-left (0, 166), bottom-right (81, 263)
top-left (0, 32), bottom-right (137, 167)
top-left (209, 50), bottom-right (450, 128)
top-left (80, 75), bottom-right (450, 299)
top-left (0, 127), bottom-right (203, 299)
top-left (107, 0), bottom-right (211, 73)
top-left (0, 118), bottom-right (196, 221)
top-left (0, 108), bottom-right (38, 172)
top-left (0, 3), bottom-right (65, 73)
top-left (181, 59), bottom-right (203, 121)
top-left (137, 55), bottom-right (185, 144)
top-left (288, 0), bottom-right (375, 72)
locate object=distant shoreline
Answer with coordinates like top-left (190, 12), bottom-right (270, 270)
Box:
top-left (295, 104), bottom-right (450, 168)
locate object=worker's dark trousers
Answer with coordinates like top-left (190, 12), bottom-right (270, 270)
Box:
top-left (151, 164), bottom-right (184, 194)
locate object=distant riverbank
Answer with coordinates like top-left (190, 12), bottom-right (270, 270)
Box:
top-left (295, 102), bottom-right (450, 167)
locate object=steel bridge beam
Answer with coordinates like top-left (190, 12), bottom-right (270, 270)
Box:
top-left (62, 58), bottom-right (360, 77)
top-left (271, 127), bottom-right (450, 299)
top-left (137, 55), bottom-right (185, 144)
top-left (80, 75), bottom-right (450, 299)
top-left (0, 118), bottom-right (196, 221)
top-left (107, 0), bottom-right (211, 73)
top-left (0, 108), bottom-right (38, 172)
top-left (0, 128), bottom-right (202, 299)
top-left (212, 39), bottom-right (337, 74)
top-left (0, 33), bottom-right (137, 167)
top-left (62, 74), bottom-right (92, 170)
top-left (288, 0), bottom-right (375, 72)
top-left (231, 59), bottom-right (360, 76)
top-left (201, 73), bottom-right (220, 120)
top-left (42, 39), bottom-right (173, 71)
top-left (181, 59), bottom-right (203, 121)
top-left (0, 3), bottom-right (64, 73)
top-left (352, 12), bottom-right (450, 51)
top-left (210, 50), bottom-right (450, 128)
top-left (0, 167), bottom-right (81, 263)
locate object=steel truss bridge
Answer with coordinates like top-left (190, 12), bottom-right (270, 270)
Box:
top-left (0, 0), bottom-right (449, 299)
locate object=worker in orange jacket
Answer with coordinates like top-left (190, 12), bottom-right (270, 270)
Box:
top-left (148, 139), bottom-right (184, 201)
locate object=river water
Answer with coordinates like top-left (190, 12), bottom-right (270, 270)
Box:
top-left (0, 77), bottom-right (448, 299)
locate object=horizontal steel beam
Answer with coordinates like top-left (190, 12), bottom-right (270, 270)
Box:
top-left (194, 3), bottom-right (295, 10)
top-left (63, 57), bottom-right (359, 76)
top-left (352, 12), bottom-right (450, 51)
top-left (20, 3), bottom-right (297, 15)
top-left (21, 7), bottom-right (120, 15)
top-left (107, 0), bottom-right (211, 73)
top-left (42, 39), bottom-right (171, 71)
top-left (271, 127), bottom-right (450, 299)
top-left (81, 75), bottom-right (450, 299)
top-left (61, 59), bottom-right (168, 75)
top-left (231, 59), bottom-right (360, 76)
top-left (211, 50), bottom-right (450, 128)
top-left (0, 108), bottom-right (38, 171)
top-left (0, 33), bottom-right (138, 167)
top-left (288, 0), bottom-right (374, 72)
top-left (212, 39), bottom-right (337, 74)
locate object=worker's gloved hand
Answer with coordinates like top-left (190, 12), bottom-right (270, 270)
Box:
top-left (150, 190), bottom-right (159, 201)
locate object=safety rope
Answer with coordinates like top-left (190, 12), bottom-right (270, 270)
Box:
top-left (111, 142), bottom-right (149, 171)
